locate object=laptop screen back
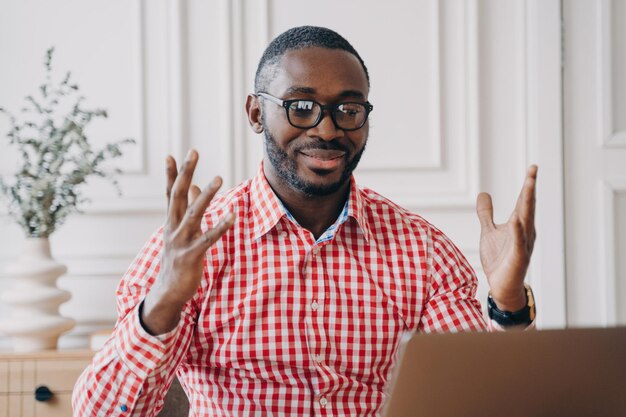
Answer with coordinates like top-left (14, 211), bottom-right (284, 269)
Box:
top-left (383, 327), bottom-right (626, 417)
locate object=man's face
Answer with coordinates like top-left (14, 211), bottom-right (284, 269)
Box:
top-left (259, 47), bottom-right (370, 197)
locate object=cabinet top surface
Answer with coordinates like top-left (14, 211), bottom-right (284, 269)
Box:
top-left (0, 349), bottom-right (94, 360)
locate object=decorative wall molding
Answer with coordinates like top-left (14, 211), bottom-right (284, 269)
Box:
top-left (167, 0), bottom-right (190, 161)
top-left (227, 0), bottom-right (248, 185)
top-left (0, 0), bottom-right (571, 348)
top-left (357, 0), bottom-right (443, 172)
top-left (523, 0), bottom-right (566, 328)
top-left (602, 179), bottom-right (626, 326)
top-left (130, 0), bottom-right (148, 175)
top-left (83, 0), bottom-right (178, 214)
top-left (356, 0), bottom-right (480, 209)
top-left (463, 0), bottom-right (481, 208)
top-left (598, 0), bottom-right (626, 148)
top-left (236, 0), bottom-right (273, 183)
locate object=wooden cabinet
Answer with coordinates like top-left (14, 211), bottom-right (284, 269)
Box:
top-left (0, 350), bottom-right (93, 417)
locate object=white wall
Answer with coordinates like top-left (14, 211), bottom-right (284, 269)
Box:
top-left (0, 0), bottom-right (566, 349)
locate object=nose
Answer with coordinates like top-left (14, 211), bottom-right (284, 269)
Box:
top-left (307, 111), bottom-right (344, 142)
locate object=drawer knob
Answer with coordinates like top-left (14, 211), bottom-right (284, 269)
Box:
top-left (35, 385), bottom-right (54, 402)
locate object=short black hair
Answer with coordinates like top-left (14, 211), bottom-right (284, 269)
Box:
top-left (254, 25), bottom-right (370, 93)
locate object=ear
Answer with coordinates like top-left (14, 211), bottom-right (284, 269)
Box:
top-left (245, 94), bottom-right (264, 134)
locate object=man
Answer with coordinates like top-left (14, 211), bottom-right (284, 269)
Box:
top-left (73, 26), bottom-right (537, 416)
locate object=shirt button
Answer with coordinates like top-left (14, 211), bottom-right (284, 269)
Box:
top-left (311, 301), bottom-right (319, 311)
top-left (120, 404), bottom-right (128, 412)
top-left (312, 247), bottom-right (320, 256)
top-left (280, 231), bottom-right (288, 238)
top-left (319, 397), bottom-right (328, 407)
top-left (315, 354), bottom-right (323, 364)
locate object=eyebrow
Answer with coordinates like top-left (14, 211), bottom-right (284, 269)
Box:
top-left (284, 86), bottom-right (365, 100)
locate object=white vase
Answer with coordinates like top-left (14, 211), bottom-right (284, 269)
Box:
top-left (0, 237), bottom-right (75, 351)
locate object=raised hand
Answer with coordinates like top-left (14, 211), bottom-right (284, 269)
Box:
top-left (141, 150), bottom-right (235, 335)
top-left (476, 165), bottom-right (538, 311)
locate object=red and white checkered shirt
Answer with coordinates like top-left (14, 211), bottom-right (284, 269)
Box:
top-left (73, 166), bottom-right (490, 416)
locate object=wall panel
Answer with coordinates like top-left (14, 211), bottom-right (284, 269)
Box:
top-left (0, 0), bottom-right (566, 348)
top-left (564, 0), bottom-right (626, 326)
top-left (0, 0), bottom-right (172, 348)
top-left (254, 0), bottom-right (479, 209)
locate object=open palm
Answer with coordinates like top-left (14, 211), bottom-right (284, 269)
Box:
top-left (476, 166), bottom-right (537, 311)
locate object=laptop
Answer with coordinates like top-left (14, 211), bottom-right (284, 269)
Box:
top-left (383, 327), bottom-right (626, 417)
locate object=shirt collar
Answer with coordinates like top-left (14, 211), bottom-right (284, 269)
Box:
top-left (249, 164), bottom-right (288, 240)
top-left (249, 163), bottom-right (372, 242)
top-left (346, 175), bottom-right (373, 243)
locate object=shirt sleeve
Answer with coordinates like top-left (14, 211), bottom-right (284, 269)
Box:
top-left (72, 228), bottom-right (199, 417)
top-left (417, 226), bottom-right (536, 332)
top-left (418, 226), bottom-right (489, 333)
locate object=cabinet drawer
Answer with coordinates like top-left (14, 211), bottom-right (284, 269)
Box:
top-left (0, 361), bottom-right (9, 394)
top-left (4, 358), bottom-right (86, 394)
top-left (0, 396), bottom-right (6, 417)
top-left (0, 362), bottom-right (7, 393)
top-left (33, 359), bottom-right (88, 392)
top-left (0, 394), bottom-right (33, 417)
top-left (0, 393), bottom-right (72, 417)
top-left (35, 393), bottom-right (73, 417)
top-left (0, 350), bottom-right (93, 417)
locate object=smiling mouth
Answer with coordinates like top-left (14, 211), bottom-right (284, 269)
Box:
top-left (300, 149), bottom-right (346, 161)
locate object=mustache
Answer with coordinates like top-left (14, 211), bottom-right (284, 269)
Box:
top-left (293, 141), bottom-right (350, 154)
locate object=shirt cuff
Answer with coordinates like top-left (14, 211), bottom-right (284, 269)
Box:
top-left (114, 301), bottom-right (181, 380)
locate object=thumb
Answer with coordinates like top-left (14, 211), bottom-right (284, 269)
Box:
top-left (476, 192), bottom-right (495, 231)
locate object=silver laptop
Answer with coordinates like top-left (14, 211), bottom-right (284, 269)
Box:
top-left (384, 327), bottom-right (626, 417)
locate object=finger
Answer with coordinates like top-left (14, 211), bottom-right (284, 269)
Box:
top-left (528, 227), bottom-right (537, 254)
top-left (509, 212), bottom-right (527, 261)
top-left (169, 150), bottom-right (199, 226)
top-left (182, 177), bottom-right (223, 229)
top-left (527, 165), bottom-right (538, 230)
top-left (165, 156), bottom-right (178, 212)
top-left (189, 212), bottom-right (236, 254)
top-left (476, 192), bottom-right (495, 231)
top-left (189, 184), bottom-right (201, 204)
top-left (515, 165), bottom-right (538, 215)
top-left (513, 165), bottom-right (538, 233)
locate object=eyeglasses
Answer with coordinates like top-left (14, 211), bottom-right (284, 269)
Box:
top-left (256, 92), bottom-right (373, 131)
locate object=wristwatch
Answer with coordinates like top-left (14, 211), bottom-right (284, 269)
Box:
top-left (487, 283), bottom-right (536, 326)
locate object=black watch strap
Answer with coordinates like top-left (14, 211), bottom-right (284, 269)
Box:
top-left (487, 284), bottom-right (536, 326)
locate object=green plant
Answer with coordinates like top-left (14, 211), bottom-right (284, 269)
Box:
top-left (0, 48), bottom-right (134, 238)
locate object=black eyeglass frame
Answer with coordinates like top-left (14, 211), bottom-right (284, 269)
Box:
top-left (256, 92), bottom-right (374, 131)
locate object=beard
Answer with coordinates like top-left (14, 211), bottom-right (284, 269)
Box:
top-left (263, 129), bottom-right (367, 197)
